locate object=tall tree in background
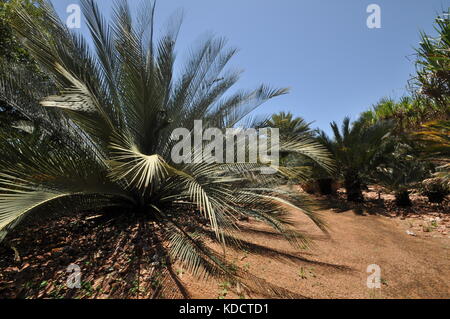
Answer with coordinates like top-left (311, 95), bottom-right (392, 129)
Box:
top-left (414, 8), bottom-right (450, 113)
top-left (358, 97), bottom-right (432, 133)
top-left (0, 0), bottom-right (45, 126)
top-left (412, 9), bottom-right (450, 191)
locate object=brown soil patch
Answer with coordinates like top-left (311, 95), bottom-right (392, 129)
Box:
top-left (0, 187), bottom-right (449, 299)
top-left (178, 187), bottom-right (450, 299)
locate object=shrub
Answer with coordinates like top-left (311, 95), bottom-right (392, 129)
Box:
top-left (422, 178), bottom-right (449, 203)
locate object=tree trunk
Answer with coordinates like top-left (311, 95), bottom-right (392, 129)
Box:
top-left (344, 173), bottom-right (364, 202)
top-left (425, 191), bottom-right (446, 204)
top-left (395, 191), bottom-right (412, 207)
top-left (318, 178), bottom-right (333, 195)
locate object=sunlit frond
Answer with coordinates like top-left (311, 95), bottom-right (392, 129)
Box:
top-left (0, 0), bottom-right (334, 298)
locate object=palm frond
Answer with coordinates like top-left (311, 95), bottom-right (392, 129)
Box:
top-left (0, 0), bottom-right (335, 298)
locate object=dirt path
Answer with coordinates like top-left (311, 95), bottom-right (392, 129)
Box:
top-left (181, 200), bottom-right (450, 299)
top-left (1, 191), bottom-right (448, 299)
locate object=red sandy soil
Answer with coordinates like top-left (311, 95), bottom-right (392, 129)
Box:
top-left (179, 187), bottom-right (449, 299)
top-left (0, 186), bottom-right (449, 299)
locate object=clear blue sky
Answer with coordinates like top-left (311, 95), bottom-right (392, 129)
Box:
top-left (50, 0), bottom-right (449, 133)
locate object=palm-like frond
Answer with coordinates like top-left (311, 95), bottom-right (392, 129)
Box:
top-left (0, 0), bottom-right (333, 297)
top-left (327, 117), bottom-right (393, 174)
top-left (373, 149), bottom-right (431, 193)
top-left (266, 111), bottom-right (313, 137)
top-left (414, 120), bottom-right (450, 184)
top-left (414, 8), bottom-right (450, 106)
top-left (319, 117), bottom-right (394, 201)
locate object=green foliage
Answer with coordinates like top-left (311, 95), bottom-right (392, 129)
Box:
top-left (297, 266), bottom-right (315, 280)
top-left (0, 0), bottom-right (47, 125)
top-left (414, 8), bottom-right (450, 107)
top-left (318, 117), bottom-right (393, 201)
top-left (358, 97), bottom-right (436, 132)
top-left (265, 112), bottom-right (330, 182)
top-left (373, 142), bottom-right (432, 206)
top-left (266, 112), bottom-right (313, 138)
top-left (0, 0), bottom-right (333, 297)
top-left (414, 120), bottom-right (450, 186)
top-left (356, 10), bottom-right (450, 197)
top-left (0, 0), bottom-right (42, 65)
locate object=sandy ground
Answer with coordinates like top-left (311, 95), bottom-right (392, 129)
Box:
top-left (0, 187), bottom-right (449, 299)
top-left (179, 189), bottom-right (450, 299)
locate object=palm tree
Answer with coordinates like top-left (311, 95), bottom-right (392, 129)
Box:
top-left (0, 0), bottom-right (333, 297)
top-left (265, 112), bottom-right (335, 192)
top-left (318, 117), bottom-right (393, 202)
top-left (267, 112), bottom-right (313, 137)
top-left (265, 111), bottom-right (320, 178)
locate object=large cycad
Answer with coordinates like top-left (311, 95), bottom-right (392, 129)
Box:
top-left (318, 117), bottom-right (393, 202)
top-left (0, 0), bottom-right (333, 297)
top-left (374, 143), bottom-right (431, 207)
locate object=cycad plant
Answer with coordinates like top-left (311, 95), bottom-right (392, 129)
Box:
top-left (0, 0), bottom-right (333, 297)
top-left (373, 144), bottom-right (431, 207)
top-left (318, 117), bottom-right (393, 202)
top-left (264, 113), bottom-right (336, 195)
top-left (414, 120), bottom-right (450, 186)
top-left (265, 111), bottom-right (318, 182)
top-left (267, 112), bottom-right (313, 138)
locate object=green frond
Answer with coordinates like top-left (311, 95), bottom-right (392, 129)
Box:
top-left (0, 0), bottom-right (335, 299)
top-left (280, 136), bottom-right (335, 174)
